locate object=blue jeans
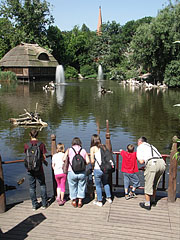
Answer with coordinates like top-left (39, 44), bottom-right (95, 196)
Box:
top-left (28, 170), bottom-right (47, 207)
top-left (123, 172), bottom-right (140, 190)
top-left (94, 169), bottom-right (111, 201)
top-left (68, 171), bottom-right (86, 200)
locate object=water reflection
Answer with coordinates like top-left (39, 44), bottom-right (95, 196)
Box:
top-left (56, 85), bottom-right (65, 106)
top-left (0, 79), bottom-right (180, 203)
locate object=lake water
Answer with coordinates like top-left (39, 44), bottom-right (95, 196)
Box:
top-left (0, 79), bottom-right (180, 204)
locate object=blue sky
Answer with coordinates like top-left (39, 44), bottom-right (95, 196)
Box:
top-left (49, 0), bottom-right (169, 31)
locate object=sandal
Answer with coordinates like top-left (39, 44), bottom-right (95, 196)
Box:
top-left (71, 200), bottom-right (77, 208)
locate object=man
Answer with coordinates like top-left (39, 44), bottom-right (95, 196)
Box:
top-left (24, 129), bottom-right (48, 210)
top-left (137, 136), bottom-right (166, 210)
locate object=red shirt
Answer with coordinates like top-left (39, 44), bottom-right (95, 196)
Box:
top-left (24, 140), bottom-right (47, 154)
top-left (120, 150), bottom-right (138, 173)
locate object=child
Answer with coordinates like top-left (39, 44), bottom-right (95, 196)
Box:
top-left (52, 143), bottom-right (67, 206)
top-left (120, 144), bottom-right (140, 200)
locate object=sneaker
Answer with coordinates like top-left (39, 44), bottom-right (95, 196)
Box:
top-left (32, 203), bottom-right (40, 211)
top-left (125, 195), bottom-right (131, 200)
top-left (151, 201), bottom-right (157, 207)
top-left (139, 202), bottom-right (151, 210)
top-left (93, 200), bottom-right (103, 207)
top-left (129, 192), bottom-right (137, 198)
top-left (59, 200), bottom-right (66, 206)
top-left (41, 202), bottom-right (49, 210)
top-left (32, 206), bottom-right (37, 211)
top-left (41, 206), bottom-right (47, 210)
top-left (106, 198), bottom-right (112, 204)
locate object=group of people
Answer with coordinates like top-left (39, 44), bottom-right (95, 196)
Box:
top-left (120, 136), bottom-right (166, 210)
top-left (24, 129), bottom-right (166, 211)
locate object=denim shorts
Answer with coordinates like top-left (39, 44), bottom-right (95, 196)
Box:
top-left (123, 172), bottom-right (140, 189)
top-left (67, 170), bottom-right (86, 200)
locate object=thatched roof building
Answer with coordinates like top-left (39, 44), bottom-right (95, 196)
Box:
top-left (0, 42), bottom-right (59, 81)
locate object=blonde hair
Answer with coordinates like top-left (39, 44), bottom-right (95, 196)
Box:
top-left (56, 143), bottom-right (65, 153)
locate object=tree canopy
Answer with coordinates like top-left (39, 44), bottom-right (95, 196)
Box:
top-left (1, 0), bottom-right (180, 86)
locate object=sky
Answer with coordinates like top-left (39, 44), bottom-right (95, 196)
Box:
top-left (48, 0), bottom-right (170, 31)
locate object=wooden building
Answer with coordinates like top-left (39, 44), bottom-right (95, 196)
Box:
top-left (0, 42), bottom-right (59, 81)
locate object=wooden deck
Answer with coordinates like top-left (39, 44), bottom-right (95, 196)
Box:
top-left (0, 192), bottom-right (180, 240)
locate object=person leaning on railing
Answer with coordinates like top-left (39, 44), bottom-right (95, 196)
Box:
top-left (137, 136), bottom-right (166, 210)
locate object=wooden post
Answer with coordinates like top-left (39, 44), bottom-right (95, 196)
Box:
top-left (168, 136), bottom-right (178, 202)
top-left (105, 120), bottom-right (113, 194)
top-left (0, 155), bottom-right (6, 213)
top-left (105, 120), bottom-right (112, 152)
top-left (51, 134), bottom-right (57, 198)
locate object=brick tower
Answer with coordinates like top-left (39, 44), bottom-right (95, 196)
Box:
top-left (97, 6), bottom-right (102, 35)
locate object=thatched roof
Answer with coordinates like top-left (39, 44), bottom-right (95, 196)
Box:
top-left (0, 42), bottom-right (58, 67)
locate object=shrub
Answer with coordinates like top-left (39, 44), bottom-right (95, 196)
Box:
top-left (164, 60), bottom-right (180, 87)
top-left (80, 64), bottom-right (96, 77)
top-left (0, 71), bottom-right (17, 81)
top-left (65, 66), bottom-right (78, 79)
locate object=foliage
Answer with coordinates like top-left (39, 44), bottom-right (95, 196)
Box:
top-left (80, 64), bottom-right (96, 77)
top-left (46, 26), bottom-right (65, 64)
top-left (131, 1), bottom-right (180, 84)
top-left (164, 60), bottom-right (180, 86)
top-left (0, 71), bottom-right (17, 81)
top-left (0, 0), bottom-right (54, 46)
top-left (65, 66), bottom-right (78, 79)
top-left (0, 18), bottom-right (15, 58)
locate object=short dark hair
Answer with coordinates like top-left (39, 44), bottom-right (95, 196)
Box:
top-left (30, 129), bottom-right (38, 138)
top-left (139, 136), bottom-right (147, 142)
top-left (72, 137), bottom-right (82, 147)
top-left (127, 144), bottom-right (134, 153)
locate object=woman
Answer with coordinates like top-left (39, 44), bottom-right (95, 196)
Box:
top-left (63, 137), bottom-right (90, 208)
top-left (90, 134), bottom-right (112, 207)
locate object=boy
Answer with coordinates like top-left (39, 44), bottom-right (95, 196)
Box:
top-left (24, 129), bottom-right (48, 210)
top-left (120, 144), bottom-right (140, 200)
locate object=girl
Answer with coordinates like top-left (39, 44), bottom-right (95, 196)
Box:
top-left (90, 134), bottom-right (112, 207)
top-left (52, 143), bottom-right (67, 206)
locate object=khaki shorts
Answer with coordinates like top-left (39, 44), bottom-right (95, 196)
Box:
top-left (144, 159), bottom-right (166, 195)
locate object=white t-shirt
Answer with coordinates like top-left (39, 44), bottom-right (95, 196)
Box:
top-left (137, 142), bottom-right (161, 165)
top-left (52, 152), bottom-right (65, 175)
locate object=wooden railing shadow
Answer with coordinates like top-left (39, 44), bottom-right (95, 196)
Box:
top-left (0, 213), bottom-right (46, 239)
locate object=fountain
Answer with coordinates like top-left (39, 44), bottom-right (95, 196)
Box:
top-left (55, 65), bottom-right (65, 85)
top-left (97, 64), bottom-right (104, 81)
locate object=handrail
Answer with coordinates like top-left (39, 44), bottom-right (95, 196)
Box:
top-left (1, 152), bottom-right (169, 190)
top-left (112, 152), bottom-right (169, 190)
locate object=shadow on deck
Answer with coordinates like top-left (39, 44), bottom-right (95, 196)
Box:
top-left (0, 191), bottom-right (179, 240)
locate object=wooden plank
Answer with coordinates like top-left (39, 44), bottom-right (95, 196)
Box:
top-left (0, 195), bottom-right (179, 240)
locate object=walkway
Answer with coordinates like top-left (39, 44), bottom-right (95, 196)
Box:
top-left (0, 192), bottom-right (180, 239)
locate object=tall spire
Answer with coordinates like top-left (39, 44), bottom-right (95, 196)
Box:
top-left (97, 6), bottom-right (102, 35)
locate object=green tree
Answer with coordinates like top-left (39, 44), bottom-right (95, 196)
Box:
top-left (130, 1), bottom-right (180, 84)
top-left (0, 0), bottom-right (54, 46)
top-left (0, 18), bottom-right (14, 58)
top-left (46, 25), bottom-right (66, 64)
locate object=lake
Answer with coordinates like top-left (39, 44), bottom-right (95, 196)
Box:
top-left (0, 78), bottom-right (180, 204)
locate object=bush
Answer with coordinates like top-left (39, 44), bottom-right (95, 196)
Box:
top-left (0, 71), bottom-right (17, 81)
top-left (164, 61), bottom-right (180, 87)
top-left (65, 66), bottom-right (78, 79)
top-left (80, 64), bottom-right (96, 77)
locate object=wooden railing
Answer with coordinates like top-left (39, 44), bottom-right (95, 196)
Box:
top-left (0, 121), bottom-right (178, 213)
top-left (112, 152), bottom-right (169, 191)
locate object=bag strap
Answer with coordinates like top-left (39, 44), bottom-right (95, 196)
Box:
top-left (94, 157), bottom-right (101, 168)
top-left (71, 146), bottom-right (82, 155)
top-left (27, 141), bottom-right (42, 148)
